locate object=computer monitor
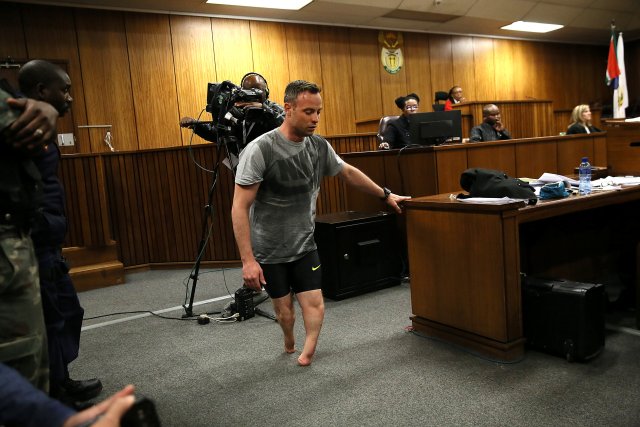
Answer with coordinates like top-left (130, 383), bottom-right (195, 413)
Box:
top-left (408, 110), bottom-right (462, 146)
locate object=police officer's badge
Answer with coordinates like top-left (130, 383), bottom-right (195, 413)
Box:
top-left (379, 31), bottom-right (404, 74)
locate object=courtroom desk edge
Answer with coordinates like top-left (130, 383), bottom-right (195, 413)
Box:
top-left (404, 194), bottom-right (526, 214)
top-left (435, 132), bottom-right (606, 151)
top-left (338, 133), bottom-right (606, 154)
top-left (404, 187), bottom-right (640, 220)
top-left (340, 145), bottom-right (437, 157)
top-left (326, 132), bottom-right (376, 139)
top-left (518, 186), bottom-right (640, 223)
top-left (452, 99), bottom-right (553, 108)
top-left (603, 119), bottom-right (640, 128)
top-left (56, 134), bottom-right (381, 157)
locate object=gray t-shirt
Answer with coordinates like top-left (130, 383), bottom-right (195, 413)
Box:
top-left (235, 128), bottom-right (344, 263)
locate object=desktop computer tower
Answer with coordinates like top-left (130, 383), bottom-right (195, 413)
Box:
top-left (314, 211), bottom-right (402, 300)
top-left (521, 275), bottom-right (605, 362)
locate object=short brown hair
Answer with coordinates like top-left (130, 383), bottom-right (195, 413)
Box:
top-left (284, 80), bottom-right (321, 104)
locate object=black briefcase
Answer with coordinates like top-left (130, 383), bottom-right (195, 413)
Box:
top-left (521, 275), bottom-right (605, 362)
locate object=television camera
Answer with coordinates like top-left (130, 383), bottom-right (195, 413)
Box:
top-left (206, 80), bottom-right (266, 156)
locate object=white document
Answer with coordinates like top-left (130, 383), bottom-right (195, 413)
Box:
top-left (538, 173), bottom-right (579, 187)
top-left (456, 196), bottom-right (528, 205)
top-left (593, 176), bottom-right (640, 187)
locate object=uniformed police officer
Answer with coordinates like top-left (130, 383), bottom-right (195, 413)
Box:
top-left (18, 60), bottom-right (103, 404)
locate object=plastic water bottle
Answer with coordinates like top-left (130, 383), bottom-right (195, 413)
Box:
top-left (578, 157), bottom-right (591, 195)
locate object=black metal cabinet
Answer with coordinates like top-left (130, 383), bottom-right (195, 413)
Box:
top-left (314, 211), bottom-right (402, 300)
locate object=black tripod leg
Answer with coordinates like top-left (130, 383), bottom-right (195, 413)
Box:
top-left (254, 307), bottom-right (277, 321)
top-left (253, 294), bottom-right (277, 321)
top-left (183, 153), bottom-right (221, 318)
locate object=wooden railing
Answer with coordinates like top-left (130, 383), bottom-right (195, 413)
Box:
top-left (61, 134), bottom-right (379, 268)
top-left (61, 130), bottom-right (605, 270)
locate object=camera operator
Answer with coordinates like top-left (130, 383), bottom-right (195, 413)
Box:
top-left (180, 72), bottom-right (284, 151)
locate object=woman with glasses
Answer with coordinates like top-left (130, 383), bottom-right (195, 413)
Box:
top-left (444, 86), bottom-right (466, 111)
top-left (378, 93), bottom-right (420, 149)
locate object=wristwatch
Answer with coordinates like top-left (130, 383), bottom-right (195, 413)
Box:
top-left (380, 187), bottom-right (391, 201)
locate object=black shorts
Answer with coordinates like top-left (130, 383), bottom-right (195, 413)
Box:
top-left (260, 250), bottom-right (322, 299)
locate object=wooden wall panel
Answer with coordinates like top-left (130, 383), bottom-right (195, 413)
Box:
top-left (349, 29), bottom-right (383, 123)
top-left (428, 35), bottom-right (454, 104)
top-left (467, 145), bottom-right (516, 177)
top-left (403, 33), bottom-right (432, 118)
top-left (435, 150), bottom-right (467, 193)
top-left (60, 156), bottom-right (111, 247)
top-left (512, 40), bottom-right (534, 100)
top-left (554, 110), bottom-right (572, 134)
top-left (556, 136), bottom-right (594, 175)
top-left (515, 141), bottom-right (558, 178)
top-left (249, 21), bottom-right (289, 108)
top-left (211, 18), bottom-right (253, 83)
top-left (125, 13), bottom-right (181, 150)
top-left (473, 37), bottom-right (496, 100)
top-left (284, 24), bottom-right (325, 135)
top-left (493, 39), bottom-right (516, 100)
top-left (577, 45), bottom-right (595, 104)
top-left (529, 41), bottom-right (550, 101)
top-left (317, 26), bottom-right (356, 135)
top-left (2, 1), bottom-right (628, 155)
top-left (0, 3), bottom-right (26, 58)
top-left (103, 154), bottom-right (148, 266)
top-left (451, 36), bottom-right (476, 102)
top-left (75, 9), bottom-right (138, 153)
top-left (170, 16), bottom-right (217, 146)
top-left (22, 6), bottom-right (89, 153)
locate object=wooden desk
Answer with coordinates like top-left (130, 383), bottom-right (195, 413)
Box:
top-left (602, 120), bottom-right (640, 175)
top-left (452, 100), bottom-right (554, 139)
top-left (342, 133), bottom-right (607, 212)
top-left (404, 187), bottom-right (640, 361)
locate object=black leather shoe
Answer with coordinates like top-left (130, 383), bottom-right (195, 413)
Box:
top-left (61, 377), bottom-right (103, 402)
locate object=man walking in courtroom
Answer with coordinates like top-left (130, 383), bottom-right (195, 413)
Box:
top-left (232, 80), bottom-right (409, 366)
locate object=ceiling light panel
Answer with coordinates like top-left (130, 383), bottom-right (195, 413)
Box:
top-left (501, 21), bottom-right (564, 33)
top-left (205, 0), bottom-right (312, 10)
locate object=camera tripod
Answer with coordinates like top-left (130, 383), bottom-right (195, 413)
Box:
top-left (182, 133), bottom-right (275, 322)
top-left (182, 142), bottom-right (223, 318)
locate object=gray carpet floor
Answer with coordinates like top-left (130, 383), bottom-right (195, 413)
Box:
top-left (72, 268), bottom-right (640, 427)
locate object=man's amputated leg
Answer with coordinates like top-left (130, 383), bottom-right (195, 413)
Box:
top-left (295, 289), bottom-right (324, 366)
top-left (270, 293), bottom-right (296, 353)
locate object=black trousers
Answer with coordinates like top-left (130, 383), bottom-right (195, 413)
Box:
top-left (38, 248), bottom-right (84, 389)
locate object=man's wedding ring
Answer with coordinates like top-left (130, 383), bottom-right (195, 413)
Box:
top-left (34, 128), bottom-right (44, 137)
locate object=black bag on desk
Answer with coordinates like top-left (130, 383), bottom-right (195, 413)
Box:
top-left (460, 168), bottom-right (536, 199)
top-left (521, 275), bottom-right (605, 362)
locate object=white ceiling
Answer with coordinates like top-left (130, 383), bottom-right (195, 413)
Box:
top-left (5, 0), bottom-right (640, 45)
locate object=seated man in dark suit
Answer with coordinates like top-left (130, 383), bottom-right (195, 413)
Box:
top-left (469, 104), bottom-right (511, 142)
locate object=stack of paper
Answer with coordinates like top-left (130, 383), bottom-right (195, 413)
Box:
top-left (537, 173), bottom-right (579, 187)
